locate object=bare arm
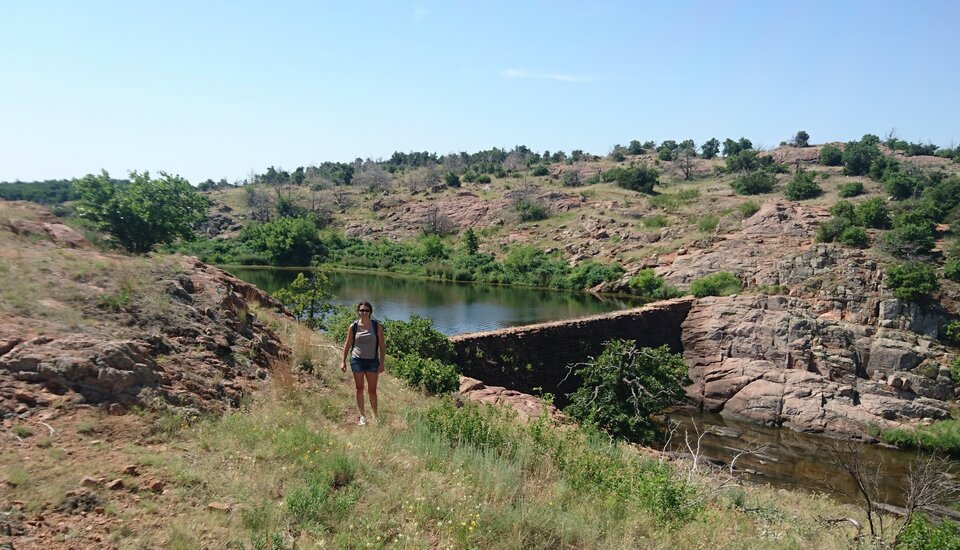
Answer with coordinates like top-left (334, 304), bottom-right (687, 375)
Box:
top-left (341, 325), bottom-right (354, 371)
top-left (377, 323), bottom-right (386, 373)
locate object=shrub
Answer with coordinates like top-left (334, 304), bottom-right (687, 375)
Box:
top-left (883, 224), bottom-right (936, 257)
top-left (385, 315), bottom-right (454, 363)
top-left (531, 165), bottom-right (549, 176)
top-left (828, 200), bottom-right (857, 223)
top-left (884, 172), bottom-right (921, 200)
top-left (628, 269), bottom-right (682, 301)
top-left (614, 165), bottom-right (660, 193)
top-left (837, 226), bottom-right (870, 248)
top-left (784, 170), bottom-right (822, 200)
top-left (391, 355), bottom-right (459, 394)
top-left (816, 217), bottom-right (852, 243)
top-left (562, 261), bottom-right (624, 291)
top-left (562, 170), bottom-right (583, 187)
top-left (514, 199), bottom-right (550, 221)
top-left (842, 138), bottom-right (881, 176)
top-left (738, 201), bottom-right (760, 218)
top-left (885, 262), bottom-right (939, 302)
top-left (697, 215), bottom-right (719, 232)
top-left (896, 514), bottom-right (960, 550)
top-left (689, 272), bottom-right (741, 297)
top-left (942, 320), bottom-right (960, 347)
top-left (856, 197), bottom-right (892, 229)
top-left (838, 181), bottom-right (864, 197)
top-left (566, 340), bottom-right (688, 444)
top-left (476, 174), bottom-right (491, 184)
top-left (423, 400), bottom-right (514, 454)
top-left (730, 171), bottom-right (776, 195)
top-left (869, 155), bottom-right (901, 182)
top-left (945, 257), bottom-right (960, 282)
top-left (819, 144), bottom-right (843, 166)
top-left (272, 269), bottom-right (333, 330)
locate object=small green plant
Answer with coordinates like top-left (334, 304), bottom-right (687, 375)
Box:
top-left (391, 355), bottom-right (460, 394)
top-left (942, 320), bottom-right (960, 346)
top-left (950, 357), bottom-right (960, 384)
top-left (12, 425), bottom-right (35, 438)
top-left (885, 262), bottom-right (939, 302)
top-left (385, 315), bottom-right (454, 363)
top-left (697, 215), bottom-right (719, 233)
top-left (272, 268), bottom-right (334, 330)
top-left (944, 257), bottom-right (960, 282)
top-left (627, 269), bottom-right (681, 301)
top-left (689, 272), bottom-right (742, 297)
top-left (35, 437), bottom-right (53, 448)
top-left (896, 513), bottom-right (960, 550)
top-left (76, 420), bottom-right (98, 435)
top-left (642, 215), bottom-right (669, 229)
top-left (838, 181), bottom-right (865, 197)
top-left (5, 466), bottom-right (30, 487)
top-left (737, 201), bottom-right (760, 218)
top-left (100, 288), bottom-right (131, 312)
top-left (514, 198), bottom-right (550, 222)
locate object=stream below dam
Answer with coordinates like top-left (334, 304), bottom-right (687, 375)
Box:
top-left (228, 266), bottom-right (958, 509)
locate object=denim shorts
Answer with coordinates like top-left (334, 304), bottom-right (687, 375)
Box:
top-left (350, 356), bottom-right (380, 373)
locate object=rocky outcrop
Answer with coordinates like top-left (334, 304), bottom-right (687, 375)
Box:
top-left (0, 250), bottom-right (293, 420)
top-left (458, 376), bottom-right (563, 423)
top-left (618, 200), bottom-right (960, 437)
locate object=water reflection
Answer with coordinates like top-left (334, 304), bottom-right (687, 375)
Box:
top-left (225, 267), bottom-right (644, 335)
top-left (666, 410), bottom-right (958, 507)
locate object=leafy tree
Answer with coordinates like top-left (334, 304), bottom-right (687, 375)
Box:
top-left (385, 314), bottom-right (454, 363)
top-left (566, 340), bottom-right (688, 444)
top-left (883, 224), bottom-right (936, 258)
top-left (816, 217), bottom-right (852, 243)
top-left (700, 138), bottom-right (720, 159)
top-left (945, 256), bottom-right (960, 282)
top-left (869, 155), bottom-right (901, 182)
top-left (0, 179), bottom-right (79, 204)
top-left (562, 170), bottom-right (583, 187)
top-left (272, 268), bottom-right (333, 330)
top-left (531, 165), bottom-right (549, 176)
top-left (842, 138), bottom-right (882, 176)
top-left (730, 171), bottom-right (776, 195)
top-left (784, 170), bottom-right (822, 200)
top-left (883, 172), bottom-right (921, 200)
top-left (462, 227), bottom-right (479, 255)
top-left (837, 226), bottom-right (870, 248)
top-left (74, 170), bottom-right (207, 253)
top-left (885, 262), bottom-right (938, 302)
top-left (627, 140), bottom-right (645, 155)
top-left (239, 216), bottom-right (325, 266)
top-left (792, 130), bottom-right (810, 147)
top-left (819, 144), bottom-right (844, 166)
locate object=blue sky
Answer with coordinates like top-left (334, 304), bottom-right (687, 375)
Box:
top-left (2, 1), bottom-right (958, 184)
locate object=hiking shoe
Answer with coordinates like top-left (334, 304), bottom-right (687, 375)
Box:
top-left (358, 415), bottom-right (367, 426)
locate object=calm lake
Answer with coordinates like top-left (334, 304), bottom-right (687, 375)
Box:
top-left (226, 266), bottom-right (645, 335)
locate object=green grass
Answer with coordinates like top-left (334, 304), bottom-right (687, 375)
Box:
top-left (880, 417), bottom-right (960, 456)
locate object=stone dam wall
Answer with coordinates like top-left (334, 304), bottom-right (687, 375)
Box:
top-left (450, 298), bottom-right (694, 406)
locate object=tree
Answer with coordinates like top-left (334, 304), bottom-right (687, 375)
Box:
top-left (700, 138), bottom-right (720, 159)
top-left (730, 171), bottom-right (776, 195)
top-left (627, 140), bottom-right (645, 155)
top-left (444, 171), bottom-right (461, 188)
top-left (842, 138), bottom-right (881, 176)
top-left (784, 169), bottom-right (822, 200)
top-left (562, 170), bottom-right (583, 187)
top-left (819, 144), bottom-right (843, 166)
top-left (566, 340), bottom-right (688, 444)
top-left (792, 130), bottom-right (810, 147)
top-left (272, 268), bottom-right (334, 330)
top-left (676, 146), bottom-right (698, 180)
top-left (613, 165), bottom-right (660, 193)
top-left (75, 170), bottom-right (207, 254)
top-left (462, 227), bottom-right (479, 255)
top-left (885, 262), bottom-right (939, 302)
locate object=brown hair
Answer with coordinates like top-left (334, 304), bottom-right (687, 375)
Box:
top-left (357, 301), bottom-right (373, 314)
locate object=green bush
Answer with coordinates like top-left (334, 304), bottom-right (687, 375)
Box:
top-left (689, 272), bottom-right (742, 297)
top-left (895, 514), bottom-right (960, 550)
top-left (885, 262), bottom-right (939, 302)
top-left (239, 216), bottom-right (327, 266)
top-left (883, 224), bottom-right (936, 257)
top-left (837, 181), bottom-right (864, 197)
top-left (566, 340), bottom-right (688, 445)
top-left (730, 171), bottom-right (776, 195)
top-left (514, 198), bottom-right (550, 221)
top-left (613, 165), bottom-right (660, 193)
top-left (816, 217), bottom-right (852, 243)
top-left (272, 269), bottom-right (333, 330)
top-left (881, 418), bottom-right (960, 456)
top-left (628, 269), bottom-right (682, 301)
top-left (562, 170), bottom-right (583, 187)
top-left (944, 257), bottom-right (960, 282)
top-left (784, 170), bottom-right (822, 200)
top-left (883, 172), bottom-right (921, 200)
top-left (423, 400), bottom-right (516, 454)
top-left (562, 261), bottom-right (624, 291)
top-left (842, 138), bottom-right (881, 176)
top-left (476, 174), bottom-right (491, 184)
top-left (697, 215), bottom-right (719, 232)
top-left (829, 200), bottom-right (857, 222)
top-left (942, 320), bottom-right (960, 347)
top-left (819, 144), bottom-right (843, 166)
top-left (856, 197), bottom-right (892, 228)
top-left (385, 315), bottom-right (454, 363)
top-left (648, 189), bottom-right (699, 212)
top-left (391, 355), bottom-right (460, 394)
top-left (837, 226), bottom-right (870, 247)
top-left (737, 201), bottom-right (760, 218)
top-left (531, 165), bottom-right (549, 176)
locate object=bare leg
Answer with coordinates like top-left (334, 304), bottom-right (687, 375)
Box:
top-left (353, 373), bottom-right (366, 417)
top-left (364, 372), bottom-right (379, 418)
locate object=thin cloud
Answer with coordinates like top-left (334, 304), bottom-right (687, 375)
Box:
top-left (501, 69), bottom-right (593, 83)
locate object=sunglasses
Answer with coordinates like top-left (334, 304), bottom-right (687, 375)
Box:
top-left (358, 309), bottom-right (372, 313)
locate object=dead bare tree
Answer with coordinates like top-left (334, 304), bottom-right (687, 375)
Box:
top-left (423, 205), bottom-right (456, 235)
top-left (826, 441), bottom-right (886, 540)
top-left (894, 452), bottom-right (960, 543)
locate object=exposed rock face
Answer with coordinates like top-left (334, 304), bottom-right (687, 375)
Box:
top-left (675, 201), bottom-right (958, 437)
top-left (458, 376), bottom-right (563, 423)
top-left (0, 252), bottom-right (293, 419)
